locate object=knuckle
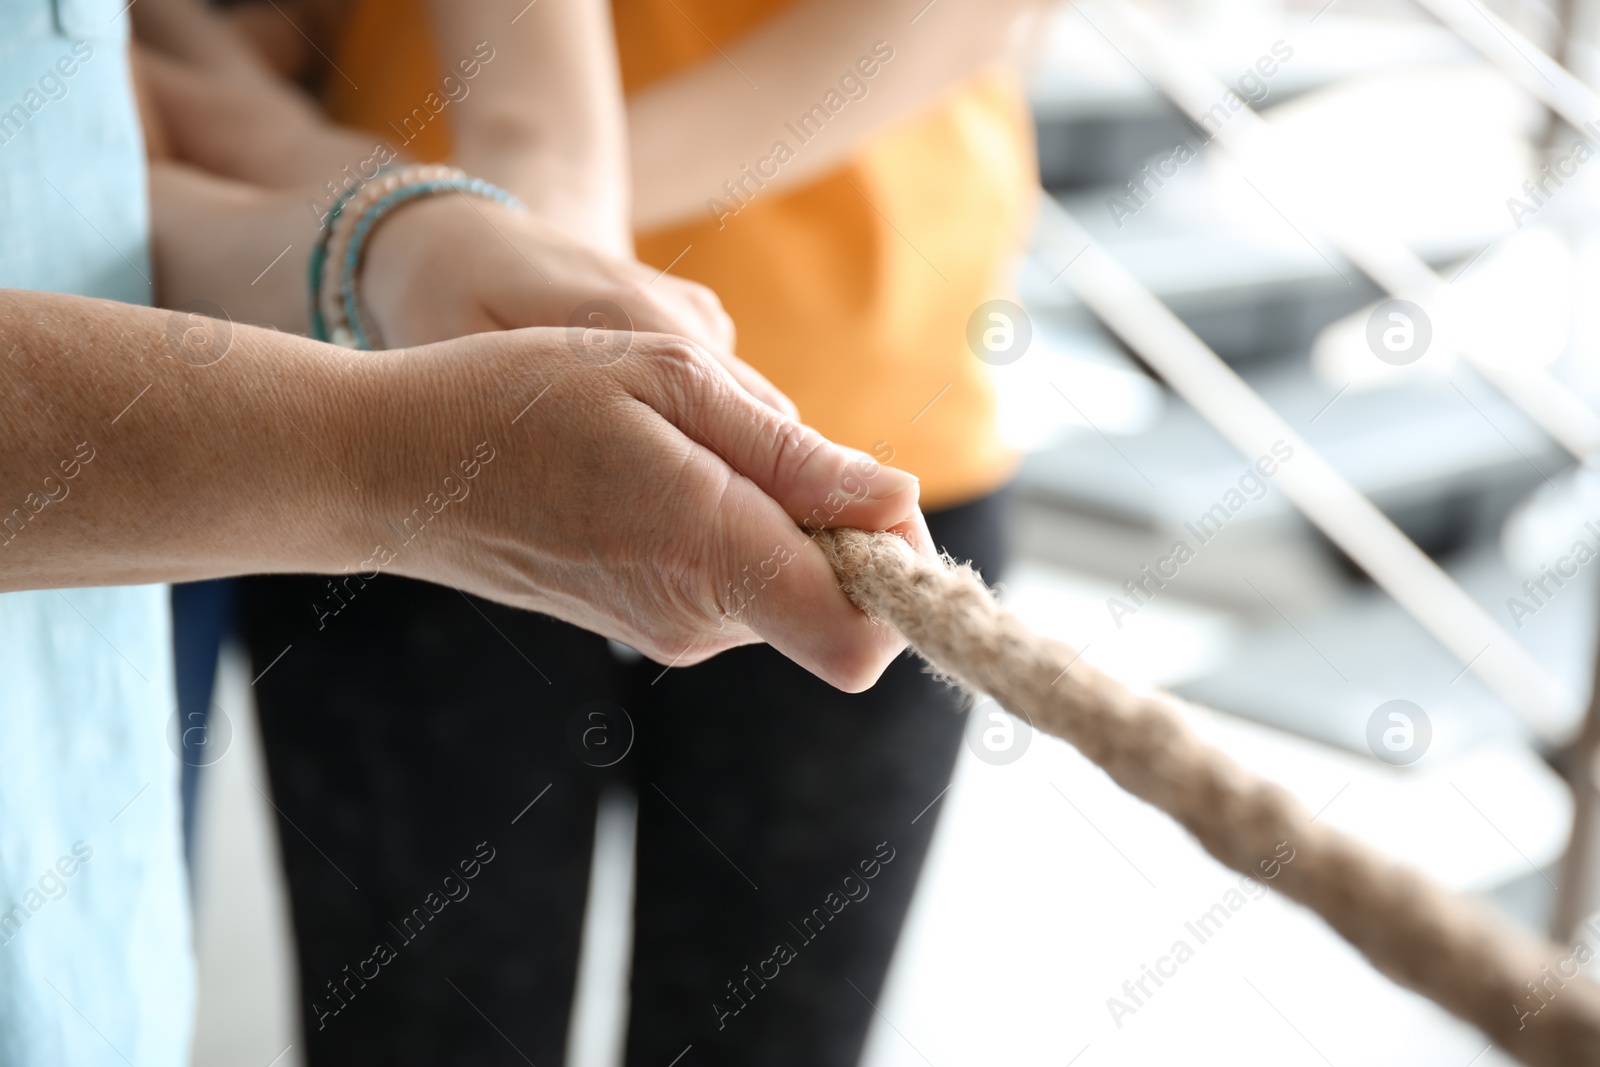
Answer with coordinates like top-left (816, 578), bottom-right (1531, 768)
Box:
top-left (665, 274), bottom-right (717, 305)
top-left (699, 288), bottom-right (731, 320)
top-left (768, 418), bottom-right (828, 493)
top-left (711, 308), bottom-right (736, 348)
top-left (665, 277), bottom-right (733, 330)
top-left (638, 333), bottom-right (709, 370)
top-left (699, 291), bottom-right (735, 332)
top-left (634, 334), bottom-right (724, 399)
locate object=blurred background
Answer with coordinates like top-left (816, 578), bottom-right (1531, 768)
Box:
top-left (188, 0), bottom-right (1600, 1063)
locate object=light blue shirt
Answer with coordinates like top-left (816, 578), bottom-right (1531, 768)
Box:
top-left (0, 2), bottom-right (194, 1064)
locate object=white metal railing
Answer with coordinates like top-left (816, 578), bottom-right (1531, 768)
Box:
top-left (1037, 195), bottom-right (1578, 743)
top-left (1413, 0), bottom-right (1600, 135)
top-left (1072, 0), bottom-right (1600, 461)
top-left (1036, 0), bottom-right (1600, 743)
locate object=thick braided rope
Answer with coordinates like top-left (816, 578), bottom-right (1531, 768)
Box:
top-left (817, 528), bottom-right (1600, 1066)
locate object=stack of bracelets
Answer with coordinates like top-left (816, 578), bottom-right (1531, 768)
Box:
top-left (308, 163), bottom-right (526, 350)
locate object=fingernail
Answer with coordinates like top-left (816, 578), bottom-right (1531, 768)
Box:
top-left (866, 465), bottom-right (919, 500)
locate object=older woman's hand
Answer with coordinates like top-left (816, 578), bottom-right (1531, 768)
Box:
top-left (356, 327), bottom-right (927, 690)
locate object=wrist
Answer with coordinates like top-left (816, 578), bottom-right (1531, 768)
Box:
top-left (318, 344), bottom-right (431, 575)
top-left (310, 164), bottom-right (523, 350)
top-left (357, 194), bottom-right (504, 349)
top-left (259, 339), bottom-right (402, 577)
top-left (327, 337), bottom-right (510, 581)
top-left (456, 142), bottom-right (632, 253)
top-left (148, 323), bottom-right (395, 580)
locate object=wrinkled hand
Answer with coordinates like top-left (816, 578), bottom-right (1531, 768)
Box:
top-left (355, 328), bottom-right (930, 691)
top-left (362, 196), bottom-right (795, 415)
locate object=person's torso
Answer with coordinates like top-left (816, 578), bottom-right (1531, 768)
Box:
top-left (0, 3), bottom-right (192, 1063)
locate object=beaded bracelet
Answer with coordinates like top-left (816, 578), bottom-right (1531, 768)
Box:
top-left (307, 178), bottom-right (375, 344)
top-left (308, 163), bottom-right (525, 350)
top-left (339, 172), bottom-right (523, 349)
top-left (318, 166), bottom-right (443, 347)
top-left (306, 161), bottom-right (422, 343)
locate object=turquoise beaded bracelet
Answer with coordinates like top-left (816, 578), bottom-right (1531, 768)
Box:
top-left (308, 167), bottom-right (525, 350)
top-left (307, 180), bottom-right (371, 345)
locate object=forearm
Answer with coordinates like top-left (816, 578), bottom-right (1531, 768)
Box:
top-left (0, 290), bottom-right (374, 589)
top-left (0, 295), bottom-right (933, 690)
top-left (627, 0), bottom-right (1044, 231)
top-left (139, 0), bottom-right (636, 250)
top-left (137, 45), bottom-right (378, 189)
top-left (131, 0), bottom-right (286, 88)
top-left (150, 162), bottom-right (324, 335)
top-left (429, 0), bottom-right (631, 252)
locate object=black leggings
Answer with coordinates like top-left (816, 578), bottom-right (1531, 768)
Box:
top-left (239, 488), bottom-right (1011, 1067)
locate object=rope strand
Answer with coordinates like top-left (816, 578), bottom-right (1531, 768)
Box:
top-left (817, 527), bottom-right (1600, 1066)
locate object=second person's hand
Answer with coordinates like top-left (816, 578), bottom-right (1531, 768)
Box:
top-left (360, 195), bottom-right (796, 417)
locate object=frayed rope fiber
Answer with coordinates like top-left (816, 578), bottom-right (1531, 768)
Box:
top-left (817, 528), bottom-right (1600, 1066)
